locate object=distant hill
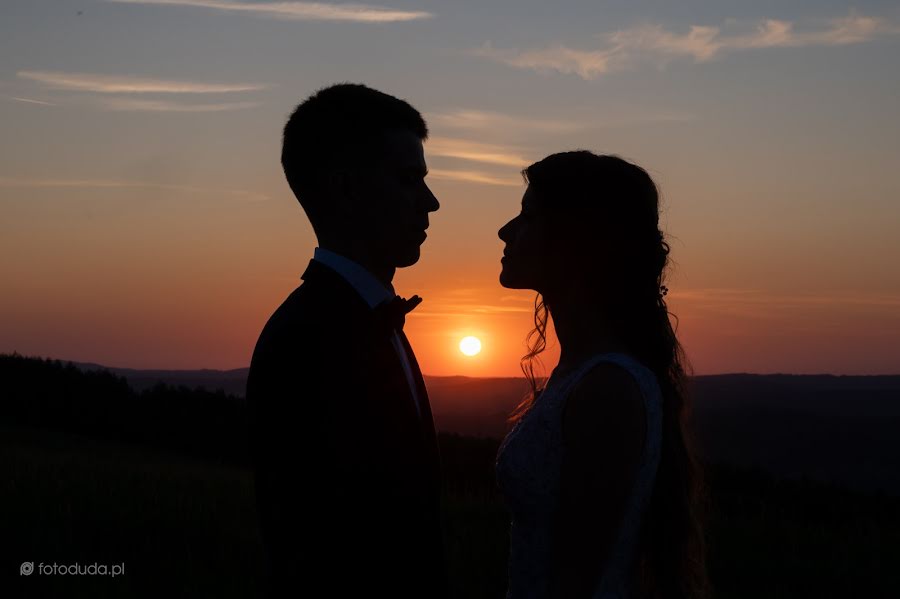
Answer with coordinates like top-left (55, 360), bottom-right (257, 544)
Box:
top-left (46, 358), bottom-right (900, 495)
top-left (72, 360), bottom-right (251, 398)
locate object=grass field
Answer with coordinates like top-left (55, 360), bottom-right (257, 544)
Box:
top-left (3, 426), bottom-right (899, 598)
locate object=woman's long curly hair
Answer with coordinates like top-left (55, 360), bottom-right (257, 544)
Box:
top-left (507, 151), bottom-right (710, 599)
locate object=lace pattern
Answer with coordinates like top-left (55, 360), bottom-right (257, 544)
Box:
top-left (495, 353), bottom-right (663, 599)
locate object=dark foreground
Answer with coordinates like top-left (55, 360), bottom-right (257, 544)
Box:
top-left (3, 425), bottom-right (899, 598)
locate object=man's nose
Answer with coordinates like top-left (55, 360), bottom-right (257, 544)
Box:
top-left (423, 185), bottom-right (439, 213)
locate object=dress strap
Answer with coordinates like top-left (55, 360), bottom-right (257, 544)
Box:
top-left (554, 351), bottom-right (664, 470)
top-left (555, 352), bottom-right (664, 599)
top-left (555, 353), bottom-right (660, 405)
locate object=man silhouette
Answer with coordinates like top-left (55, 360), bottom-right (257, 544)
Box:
top-left (246, 83), bottom-right (445, 598)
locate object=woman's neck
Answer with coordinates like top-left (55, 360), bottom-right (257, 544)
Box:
top-left (546, 291), bottom-right (632, 372)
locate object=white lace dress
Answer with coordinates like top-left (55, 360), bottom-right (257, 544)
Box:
top-left (495, 352), bottom-right (663, 599)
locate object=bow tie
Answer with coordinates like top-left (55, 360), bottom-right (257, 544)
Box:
top-left (373, 294), bottom-right (422, 334)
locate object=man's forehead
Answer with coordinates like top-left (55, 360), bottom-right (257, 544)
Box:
top-left (380, 128), bottom-right (426, 166)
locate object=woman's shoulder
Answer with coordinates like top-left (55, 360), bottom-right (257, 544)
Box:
top-left (559, 352), bottom-right (665, 445)
top-left (569, 353), bottom-right (660, 402)
top-left (561, 360), bottom-right (646, 440)
top-left (556, 361), bottom-right (649, 519)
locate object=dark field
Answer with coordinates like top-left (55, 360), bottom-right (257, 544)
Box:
top-left (3, 425), bottom-right (899, 598)
top-left (3, 354), bottom-right (900, 597)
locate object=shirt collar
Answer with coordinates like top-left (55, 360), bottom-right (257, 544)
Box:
top-left (312, 246), bottom-right (395, 309)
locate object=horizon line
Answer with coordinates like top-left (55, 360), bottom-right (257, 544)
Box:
top-left (3, 352), bottom-right (898, 378)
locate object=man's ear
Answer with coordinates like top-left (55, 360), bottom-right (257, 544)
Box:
top-left (326, 169), bottom-right (359, 220)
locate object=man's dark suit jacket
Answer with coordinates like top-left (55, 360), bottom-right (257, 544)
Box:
top-left (247, 259), bottom-right (446, 598)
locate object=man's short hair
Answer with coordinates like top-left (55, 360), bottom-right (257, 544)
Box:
top-left (281, 83), bottom-right (428, 219)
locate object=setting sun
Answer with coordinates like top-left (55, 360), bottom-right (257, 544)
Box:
top-left (459, 336), bottom-right (482, 357)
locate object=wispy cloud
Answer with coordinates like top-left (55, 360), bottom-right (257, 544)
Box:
top-left (477, 14), bottom-right (900, 79)
top-left (666, 288), bottom-right (900, 341)
top-left (475, 42), bottom-right (614, 80)
top-left (17, 70), bottom-right (266, 94)
top-left (107, 0), bottom-right (433, 23)
top-left (676, 288), bottom-right (900, 308)
top-left (409, 291), bottom-right (535, 319)
top-left (8, 96), bottom-right (56, 106)
top-left (102, 98), bottom-right (260, 111)
top-left (673, 287), bottom-right (900, 323)
top-left (428, 168), bottom-right (522, 187)
top-left (500, 294), bottom-right (538, 303)
top-left (432, 108), bottom-right (695, 134)
top-left (410, 305), bottom-right (533, 319)
top-left (432, 110), bottom-right (583, 135)
top-left (0, 177), bottom-right (268, 201)
top-left (428, 137), bottom-right (530, 168)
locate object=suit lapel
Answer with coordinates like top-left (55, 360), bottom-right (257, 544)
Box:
top-left (398, 330), bottom-right (441, 479)
top-left (397, 332), bottom-right (433, 426)
top-left (303, 259), bottom-right (426, 427)
top-left (301, 258), bottom-right (440, 481)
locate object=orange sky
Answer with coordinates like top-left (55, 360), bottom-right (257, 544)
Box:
top-left (3, 172), bottom-right (899, 377)
top-left (2, 3), bottom-right (899, 376)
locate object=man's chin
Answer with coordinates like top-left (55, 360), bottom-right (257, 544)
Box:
top-left (394, 247), bottom-right (421, 268)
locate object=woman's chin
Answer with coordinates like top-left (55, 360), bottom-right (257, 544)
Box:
top-left (499, 270), bottom-right (527, 290)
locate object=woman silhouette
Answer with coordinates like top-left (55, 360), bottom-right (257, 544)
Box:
top-left (495, 152), bottom-right (709, 599)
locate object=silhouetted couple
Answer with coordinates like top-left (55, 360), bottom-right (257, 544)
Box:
top-left (247, 84), bottom-right (708, 599)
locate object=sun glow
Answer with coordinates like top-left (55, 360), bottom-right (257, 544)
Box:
top-left (459, 336), bottom-right (482, 356)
